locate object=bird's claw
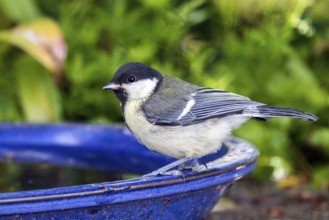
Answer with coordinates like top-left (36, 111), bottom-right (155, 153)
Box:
top-left (143, 169), bottom-right (184, 177)
top-left (191, 163), bottom-right (208, 172)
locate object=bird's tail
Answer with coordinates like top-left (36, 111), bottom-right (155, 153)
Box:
top-left (245, 105), bottom-right (318, 122)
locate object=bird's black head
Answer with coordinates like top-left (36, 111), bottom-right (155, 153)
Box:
top-left (103, 62), bottom-right (163, 103)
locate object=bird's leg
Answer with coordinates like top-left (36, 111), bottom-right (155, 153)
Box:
top-left (179, 158), bottom-right (208, 172)
top-left (177, 158), bottom-right (199, 170)
top-left (143, 157), bottom-right (192, 177)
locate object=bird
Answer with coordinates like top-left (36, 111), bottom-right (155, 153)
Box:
top-left (103, 62), bottom-right (318, 176)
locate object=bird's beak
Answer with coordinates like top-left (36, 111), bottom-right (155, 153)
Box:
top-left (102, 82), bottom-right (123, 90)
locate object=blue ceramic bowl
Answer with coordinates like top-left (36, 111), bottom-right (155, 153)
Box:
top-left (0, 123), bottom-right (258, 220)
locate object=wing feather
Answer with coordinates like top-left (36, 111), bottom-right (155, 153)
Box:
top-left (143, 80), bottom-right (264, 126)
top-left (170, 88), bottom-right (262, 125)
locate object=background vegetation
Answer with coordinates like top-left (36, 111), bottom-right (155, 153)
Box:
top-left (0, 0), bottom-right (328, 189)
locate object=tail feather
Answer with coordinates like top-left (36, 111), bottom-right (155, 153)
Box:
top-left (249, 105), bottom-right (318, 122)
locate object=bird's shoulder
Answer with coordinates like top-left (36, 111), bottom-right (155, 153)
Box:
top-left (156, 75), bottom-right (199, 97)
top-left (141, 76), bottom-right (198, 124)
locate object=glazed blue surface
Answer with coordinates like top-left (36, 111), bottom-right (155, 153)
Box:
top-left (0, 123), bottom-right (258, 219)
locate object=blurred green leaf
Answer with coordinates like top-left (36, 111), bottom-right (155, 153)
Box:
top-left (0, 19), bottom-right (66, 79)
top-left (310, 128), bottom-right (329, 155)
top-left (0, 0), bottom-right (41, 22)
top-left (311, 165), bottom-right (329, 189)
top-left (14, 55), bottom-right (61, 122)
top-left (139, 0), bottom-right (170, 10)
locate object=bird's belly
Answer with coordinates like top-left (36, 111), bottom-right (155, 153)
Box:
top-left (138, 122), bottom-right (228, 159)
top-left (124, 100), bottom-right (248, 159)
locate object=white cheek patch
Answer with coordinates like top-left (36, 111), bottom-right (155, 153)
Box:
top-left (123, 78), bottom-right (158, 100)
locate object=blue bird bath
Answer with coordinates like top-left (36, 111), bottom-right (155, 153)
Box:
top-left (0, 123), bottom-right (258, 219)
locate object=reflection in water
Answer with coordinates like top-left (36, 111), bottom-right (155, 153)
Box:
top-left (0, 162), bottom-right (126, 192)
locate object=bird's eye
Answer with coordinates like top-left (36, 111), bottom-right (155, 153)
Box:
top-left (127, 75), bottom-right (136, 83)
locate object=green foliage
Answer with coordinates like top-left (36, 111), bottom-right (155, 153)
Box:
top-left (0, 0), bottom-right (41, 22)
top-left (0, 0), bottom-right (328, 188)
top-left (15, 55), bottom-right (61, 121)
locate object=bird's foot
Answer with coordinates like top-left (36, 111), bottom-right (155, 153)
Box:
top-left (142, 157), bottom-right (209, 178)
top-left (191, 163), bottom-right (208, 172)
top-left (142, 157), bottom-right (192, 178)
top-left (143, 169), bottom-right (184, 177)
top-left (177, 158), bottom-right (199, 170)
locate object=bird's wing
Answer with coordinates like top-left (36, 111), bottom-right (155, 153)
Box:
top-left (143, 87), bottom-right (264, 126)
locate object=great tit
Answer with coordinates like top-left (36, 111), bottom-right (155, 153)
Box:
top-left (103, 62), bottom-right (318, 176)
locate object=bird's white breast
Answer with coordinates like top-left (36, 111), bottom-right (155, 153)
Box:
top-left (124, 99), bottom-right (250, 159)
